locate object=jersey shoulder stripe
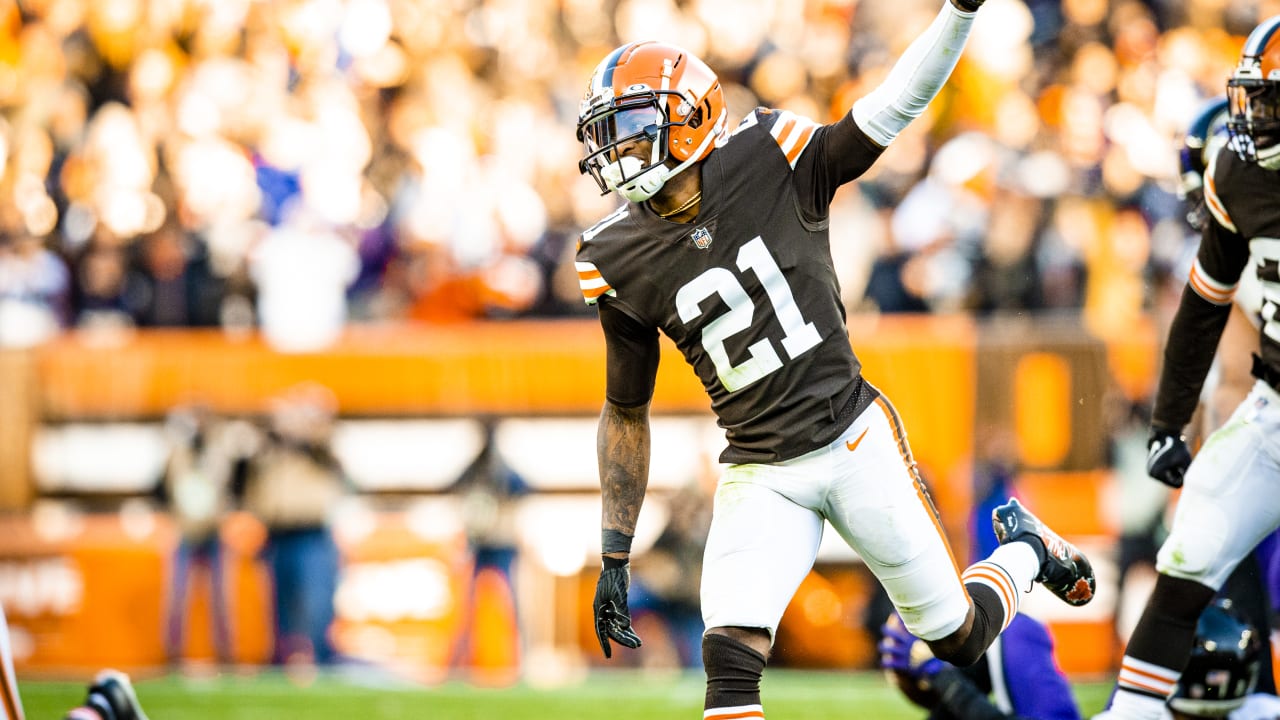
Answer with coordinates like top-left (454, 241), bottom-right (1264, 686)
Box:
top-left (580, 204), bottom-right (629, 244)
top-left (767, 110), bottom-right (820, 169)
top-left (576, 205), bottom-right (628, 305)
top-left (576, 260), bottom-right (614, 304)
top-left (1189, 257), bottom-right (1236, 305)
top-left (1204, 151), bottom-right (1238, 233)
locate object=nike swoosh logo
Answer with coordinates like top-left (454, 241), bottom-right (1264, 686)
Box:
top-left (846, 428), bottom-right (870, 452)
top-left (1148, 436), bottom-right (1174, 464)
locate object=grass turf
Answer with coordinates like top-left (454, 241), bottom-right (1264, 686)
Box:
top-left (18, 669), bottom-right (1115, 719)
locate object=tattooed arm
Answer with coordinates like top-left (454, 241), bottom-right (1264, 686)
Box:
top-left (598, 400), bottom-right (652, 556)
top-left (591, 301), bottom-right (659, 657)
top-left (596, 299), bottom-right (661, 555)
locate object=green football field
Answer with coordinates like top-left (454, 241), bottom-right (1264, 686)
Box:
top-left (18, 669), bottom-right (1114, 719)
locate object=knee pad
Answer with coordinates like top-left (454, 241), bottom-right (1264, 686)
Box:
top-left (1158, 509), bottom-right (1231, 587)
top-left (703, 632), bottom-right (767, 710)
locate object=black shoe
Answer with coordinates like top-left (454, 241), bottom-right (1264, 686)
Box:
top-left (992, 498), bottom-right (1095, 607)
top-left (85, 670), bottom-right (149, 720)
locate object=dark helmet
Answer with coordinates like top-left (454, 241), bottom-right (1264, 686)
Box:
top-left (1226, 15), bottom-right (1280, 169)
top-left (1169, 599), bottom-right (1263, 717)
top-left (1178, 96), bottom-right (1230, 230)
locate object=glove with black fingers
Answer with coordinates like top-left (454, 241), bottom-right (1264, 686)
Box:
top-left (593, 556), bottom-right (642, 658)
top-left (950, 0), bottom-right (984, 12)
top-left (1147, 426), bottom-right (1192, 489)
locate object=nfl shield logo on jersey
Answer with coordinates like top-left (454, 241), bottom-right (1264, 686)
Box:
top-left (691, 226), bottom-right (713, 249)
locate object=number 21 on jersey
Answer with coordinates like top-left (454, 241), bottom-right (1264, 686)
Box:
top-left (675, 236), bottom-right (821, 392)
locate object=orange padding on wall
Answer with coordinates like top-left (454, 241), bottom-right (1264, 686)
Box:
top-left (1013, 470), bottom-right (1112, 537)
top-left (35, 317), bottom-right (981, 418)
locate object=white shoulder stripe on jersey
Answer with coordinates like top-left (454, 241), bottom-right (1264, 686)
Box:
top-left (768, 110), bottom-right (820, 169)
top-left (581, 205), bottom-right (629, 243)
top-left (575, 260), bottom-right (615, 305)
top-left (768, 110), bottom-right (796, 138)
top-left (731, 109), bottom-right (759, 137)
top-left (1203, 152), bottom-right (1238, 233)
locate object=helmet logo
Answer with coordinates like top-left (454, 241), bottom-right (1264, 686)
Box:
top-left (691, 226), bottom-right (713, 250)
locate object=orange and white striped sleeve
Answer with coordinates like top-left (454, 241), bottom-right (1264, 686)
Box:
top-left (768, 111), bottom-right (820, 170)
top-left (577, 261), bottom-right (615, 305)
top-left (1188, 258), bottom-right (1238, 306)
top-left (1203, 163), bottom-right (1238, 234)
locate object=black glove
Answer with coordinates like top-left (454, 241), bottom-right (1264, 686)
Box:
top-left (950, 0), bottom-right (984, 12)
top-left (593, 556), bottom-right (641, 658)
top-left (1147, 427), bottom-right (1191, 488)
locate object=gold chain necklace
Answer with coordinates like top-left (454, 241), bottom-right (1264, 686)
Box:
top-left (653, 191), bottom-right (702, 218)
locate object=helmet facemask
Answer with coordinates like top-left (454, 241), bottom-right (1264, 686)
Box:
top-left (1227, 75), bottom-right (1280, 168)
top-left (1227, 15), bottom-right (1280, 169)
top-left (578, 95), bottom-right (679, 202)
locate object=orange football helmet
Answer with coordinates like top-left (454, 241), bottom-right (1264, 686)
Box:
top-left (1227, 14), bottom-right (1280, 168)
top-left (577, 41), bottom-right (728, 202)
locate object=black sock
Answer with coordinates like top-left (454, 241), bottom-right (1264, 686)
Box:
top-left (1126, 574), bottom-right (1215, 667)
top-left (703, 633), bottom-right (767, 713)
top-left (941, 582), bottom-right (1004, 667)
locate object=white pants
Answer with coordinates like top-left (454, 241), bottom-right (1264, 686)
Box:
top-left (1157, 380), bottom-right (1280, 589)
top-left (700, 394), bottom-right (971, 642)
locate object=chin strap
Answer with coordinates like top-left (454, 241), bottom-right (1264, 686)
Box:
top-left (610, 112), bottom-right (724, 202)
top-left (1257, 143), bottom-right (1280, 170)
top-left (609, 55), bottom-right (726, 203)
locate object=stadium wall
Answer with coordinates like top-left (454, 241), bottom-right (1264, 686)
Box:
top-left (0, 315), bottom-right (1158, 677)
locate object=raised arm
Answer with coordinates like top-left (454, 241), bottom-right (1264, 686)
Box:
top-left (851, 0), bottom-right (982, 148)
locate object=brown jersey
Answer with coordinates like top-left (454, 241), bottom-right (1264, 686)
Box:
top-left (576, 108), bottom-right (884, 463)
top-left (1201, 145), bottom-right (1280, 371)
top-left (1153, 141), bottom-right (1280, 429)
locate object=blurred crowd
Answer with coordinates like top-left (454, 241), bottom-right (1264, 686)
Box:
top-left (0, 0), bottom-right (1273, 350)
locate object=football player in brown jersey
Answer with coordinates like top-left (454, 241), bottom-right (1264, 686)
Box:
top-left (574, 6), bottom-right (1095, 720)
top-left (1098, 15), bottom-right (1280, 720)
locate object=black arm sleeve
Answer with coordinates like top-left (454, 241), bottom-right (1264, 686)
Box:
top-left (1151, 285), bottom-right (1233, 431)
top-left (795, 112), bottom-right (885, 220)
top-left (599, 299), bottom-right (660, 409)
top-left (931, 669), bottom-right (1031, 720)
